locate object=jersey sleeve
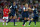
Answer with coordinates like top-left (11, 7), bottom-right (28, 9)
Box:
top-left (16, 6), bottom-right (17, 8)
top-left (23, 7), bottom-right (25, 10)
top-left (10, 6), bottom-right (12, 8)
top-left (32, 7), bottom-right (34, 11)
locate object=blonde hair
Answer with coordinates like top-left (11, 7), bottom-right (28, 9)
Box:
top-left (25, 3), bottom-right (28, 8)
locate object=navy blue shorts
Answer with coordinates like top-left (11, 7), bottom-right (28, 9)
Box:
top-left (33, 16), bottom-right (38, 20)
top-left (22, 11), bottom-right (29, 18)
top-left (9, 13), bottom-right (15, 17)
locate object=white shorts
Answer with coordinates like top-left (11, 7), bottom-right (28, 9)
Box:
top-left (3, 17), bottom-right (8, 19)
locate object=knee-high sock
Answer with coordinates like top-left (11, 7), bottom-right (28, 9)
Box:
top-left (34, 20), bottom-right (36, 25)
top-left (3, 20), bottom-right (4, 25)
top-left (23, 20), bottom-right (26, 25)
top-left (7, 19), bottom-right (11, 23)
top-left (29, 20), bottom-right (31, 25)
top-left (13, 19), bottom-right (15, 26)
top-left (6, 19), bottom-right (8, 25)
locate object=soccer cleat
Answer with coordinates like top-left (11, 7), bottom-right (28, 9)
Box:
top-left (34, 25), bottom-right (36, 26)
top-left (22, 25), bottom-right (24, 26)
top-left (3, 23), bottom-right (4, 25)
top-left (14, 24), bottom-right (17, 26)
top-left (25, 23), bottom-right (26, 24)
top-left (3, 24), bottom-right (4, 26)
top-left (15, 24), bottom-right (17, 25)
top-left (27, 25), bottom-right (30, 26)
top-left (29, 25), bottom-right (30, 26)
top-left (6, 23), bottom-right (7, 25)
top-left (22, 25), bottom-right (25, 26)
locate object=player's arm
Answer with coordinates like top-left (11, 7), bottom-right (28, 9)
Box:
top-left (7, 5), bottom-right (12, 14)
top-left (9, 5), bottom-right (12, 13)
top-left (28, 7), bottom-right (32, 10)
top-left (31, 18), bottom-right (33, 21)
top-left (9, 5), bottom-right (12, 9)
top-left (7, 6), bottom-right (12, 15)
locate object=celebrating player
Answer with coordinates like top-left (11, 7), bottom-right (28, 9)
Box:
top-left (22, 3), bottom-right (30, 26)
top-left (29, 6), bottom-right (38, 26)
top-left (3, 5), bottom-right (10, 25)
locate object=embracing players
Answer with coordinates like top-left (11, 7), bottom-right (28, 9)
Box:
top-left (3, 5), bottom-right (10, 25)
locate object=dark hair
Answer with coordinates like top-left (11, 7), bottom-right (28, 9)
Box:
top-left (34, 6), bottom-right (36, 8)
top-left (5, 5), bottom-right (8, 7)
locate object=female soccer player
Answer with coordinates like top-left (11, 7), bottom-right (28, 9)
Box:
top-left (22, 3), bottom-right (30, 26)
top-left (3, 5), bottom-right (10, 25)
top-left (7, 2), bottom-right (17, 26)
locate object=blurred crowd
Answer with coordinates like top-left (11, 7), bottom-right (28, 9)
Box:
top-left (0, 0), bottom-right (40, 18)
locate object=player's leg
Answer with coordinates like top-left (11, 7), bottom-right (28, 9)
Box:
top-left (6, 17), bottom-right (8, 25)
top-left (3, 17), bottom-right (5, 25)
top-left (29, 20), bottom-right (31, 25)
top-left (33, 20), bottom-right (36, 25)
top-left (7, 13), bottom-right (12, 23)
top-left (33, 17), bottom-right (36, 25)
top-left (22, 12), bottom-right (27, 26)
top-left (34, 15), bottom-right (38, 25)
top-left (7, 16), bottom-right (12, 23)
top-left (29, 18), bottom-right (33, 25)
top-left (23, 17), bottom-right (26, 26)
top-left (13, 13), bottom-right (17, 26)
top-left (13, 16), bottom-right (16, 26)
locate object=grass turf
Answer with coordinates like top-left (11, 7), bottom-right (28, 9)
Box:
top-left (0, 22), bottom-right (40, 27)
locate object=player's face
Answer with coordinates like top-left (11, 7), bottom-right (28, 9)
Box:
top-left (25, 4), bottom-right (28, 8)
top-left (13, 2), bottom-right (16, 5)
top-left (5, 6), bottom-right (8, 9)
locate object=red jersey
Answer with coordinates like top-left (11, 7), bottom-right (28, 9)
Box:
top-left (3, 8), bottom-right (9, 17)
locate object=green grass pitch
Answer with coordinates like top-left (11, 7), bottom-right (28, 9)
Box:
top-left (0, 22), bottom-right (40, 27)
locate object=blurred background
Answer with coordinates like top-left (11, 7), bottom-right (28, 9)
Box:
top-left (0, 0), bottom-right (40, 22)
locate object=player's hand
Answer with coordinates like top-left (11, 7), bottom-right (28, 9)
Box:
top-left (28, 18), bottom-right (30, 21)
top-left (31, 18), bottom-right (33, 21)
top-left (26, 9), bottom-right (28, 11)
top-left (24, 10), bottom-right (26, 12)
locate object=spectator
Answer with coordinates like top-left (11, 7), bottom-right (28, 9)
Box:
top-left (0, 6), bottom-right (2, 18)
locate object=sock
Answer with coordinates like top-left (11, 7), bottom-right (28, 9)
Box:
top-left (3, 21), bottom-right (4, 25)
top-left (29, 20), bottom-right (31, 25)
top-left (6, 19), bottom-right (8, 25)
top-left (6, 23), bottom-right (7, 25)
top-left (34, 20), bottom-right (36, 25)
top-left (7, 19), bottom-right (11, 23)
top-left (23, 20), bottom-right (26, 25)
top-left (13, 19), bottom-right (15, 26)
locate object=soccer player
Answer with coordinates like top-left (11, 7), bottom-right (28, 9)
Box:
top-left (22, 3), bottom-right (30, 26)
top-left (3, 5), bottom-right (10, 25)
top-left (29, 6), bottom-right (38, 26)
top-left (7, 2), bottom-right (17, 26)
